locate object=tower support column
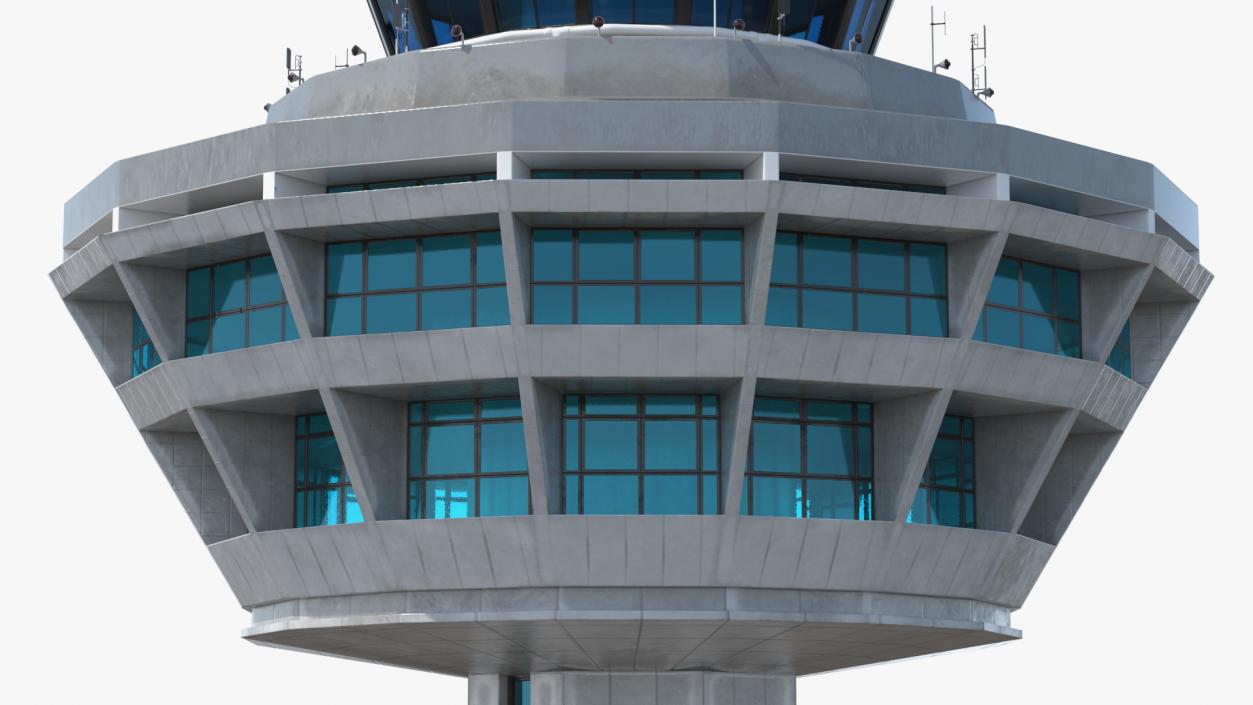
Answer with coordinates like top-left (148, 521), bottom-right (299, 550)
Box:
top-left (521, 672), bottom-right (796, 705)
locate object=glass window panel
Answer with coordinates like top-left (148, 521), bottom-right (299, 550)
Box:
top-left (644, 420), bottom-right (698, 470)
top-left (1056, 268), bottom-right (1080, 320)
top-left (856, 240), bottom-right (906, 291)
top-left (422, 234), bottom-right (473, 287)
top-left (564, 396), bottom-right (580, 415)
top-left (700, 170), bottom-right (742, 180)
top-left (591, 0), bottom-right (632, 23)
top-left (535, 0), bottom-right (577, 26)
top-left (476, 286), bottom-right (510, 326)
top-left (578, 230), bottom-right (634, 280)
top-left (801, 235), bottom-right (852, 287)
top-left (856, 403), bottom-right (872, 424)
top-left (212, 261), bottom-right (247, 312)
top-left (328, 242), bottom-right (364, 294)
top-left (964, 493), bottom-right (976, 528)
top-left (366, 292), bottom-right (418, 334)
top-left (476, 231), bottom-right (505, 284)
top-left (701, 230), bottom-right (742, 281)
top-left (583, 475), bottom-right (639, 515)
top-left (249, 256), bottom-right (283, 305)
top-left (702, 476), bottom-right (718, 514)
top-left (640, 231), bottom-right (695, 280)
top-left (565, 476), bottom-right (579, 514)
top-left (482, 398), bottom-right (522, 418)
top-left (210, 312), bottom-right (245, 352)
top-left (186, 267), bottom-right (211, 318)
top-left (802, 289), bottom-right (853, 330)
top-left (909, 243), bottom-right (946, 295)
top-left (366, 239), bottom-right (417, 291)
top-left (564, 419), bottom-right (579, 471)
top-left (408, 426), bottom-right (423, 476)
top-left (808, 478), bottom-right (856, 519)
top-left (640, 285), bottom-right (696, 324)
top-left (644, 475), bottom-right (698, 515)
top-left (701, 395), bottom-right (718, 416)
top-left (425, 478), bottom-right (473, 519)
top-left (425, 424), bottom-right (476, 475)
top-left (908, 487), bottom-right (928, 523)
top-left (751, 476), bottom-right (803, 518)
top-left (910, 297), bottom-right (948, 337)
top-left (857, 427), bottom-right (872, 476)
top-left (307, 414), bottom-right (332, 434)
top-left (327, 296), bottom-right (363, 336)
top-left (771, 232), bottom-right (799, 285)
top-left (1021, 261), bottom-right (1055, 314)
top-left (496, 0), bottom-right (538, 30)
top-left (765, 286), bottom-right (799, 327)
top-left (583, 419), bottom-right (639, 470)
top-left (282, 305), bottom-right (298, 341)
top-left (479, 476), bottom-right (530, 517)
top-left (807, 425), bottom-right (854, 475)
top-left (481, 422), bottom-right (527, 473)
top-left (1058, 320), bottom-right (1081, 358)
top-left (247, 306), bottom-right (284, 347)
top-left (344, 487), bottom-right (363, 523)
top-left (932, 489), bottom-right (962, 527)
top-left (751, 422), bottom-right (801, 473)
top-left (701, 285), bottom-right (742, 324)
top-left (421, 289), bottom-right (472, 330)
top-left (930, 438), bottom-right (962, 487)
top-left (808, 401), bottom-right (853, 422)
top-left (532, 230), bottom-right (573, 281)
top-left (702, 420), bottom-right (718, 471)
top-left (857, 293), bottom-right (907, 334)
top-left (585, 395), bottom-right (637, 414)
top-left (1022, 313), bottom-right (1057, 354)
top-left (988, 258), bottom-right (1019, 307)
top-left (644, 396), bottom-right (696, 415)
top-left (532, 284), bottom-right (573, 324)
top-left (307, 436), bottom-right (343, 483)
top-left (428, 401), bottom-right (475, 420)
top-left (986, 307), bottom-right (1020, 348)
top-left (754, 398), bottom-right (800, 418)
top-left (635, 0), bottom-right (675, 23)
top-left (939, 416), bottom-right (961, 435)
top-left (577, 285), bottom-right (634, 324)
top-left (185, 319), bottom-right (209, 357)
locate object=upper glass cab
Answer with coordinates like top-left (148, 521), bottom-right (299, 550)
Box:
top-left (367, 0), bottom-right (894, 52)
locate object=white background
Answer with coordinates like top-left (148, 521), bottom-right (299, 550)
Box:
top-left (0, 1), bottom-right (1248, 702)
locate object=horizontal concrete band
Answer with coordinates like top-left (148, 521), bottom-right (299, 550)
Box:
top-left (64, 100), bottom-right (1196, 249)
top-left (115, 327), bottom-right (1145, 433)
top-left (209, 515), bottom-right (1053, 611)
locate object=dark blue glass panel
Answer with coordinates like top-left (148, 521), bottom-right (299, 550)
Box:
top-left (579, 230), bottom-right (634, 280)
top-left (583, 475), bottom-right (639, 515)
top-left (635, 0), bottom-right (675, 23)
top-left (988, 257), bottom-right (1019, 307)
top-left (640, 285), bottom-right (696, 324)
top-left (564, 395), bottom-right (580, 416)
top-left (564, 419), bottom-right (579, 471)
top-left (752, 476), bottom-right (803, 518)
top-left (421, 289), bottom-right (472, 330)
top-left (591, 0), bottom-right (632, 23)
top-left (808, 478), bottom-right (856, 519)
top-left (308, 414), bottom-right (333, 434)
top-left (702, 420), bottom-right (718, 471)
top-left (644, 395), bottom-right (696, 415)
top-left (211, 312), bottom-right (245, 352)
top-left (801, 289), bottom-right (853, 330)
top-left (909, 243), bottom-right (946, 295)
top-left (565, 476), bottom-right (579, 513)
top-left (532, 230), bottom-right (573, 281)
top-left (644, 475), bottom-right (698, 514)
top-left (577, 285), bottom-right (634, 324)
top-left (910, 297), bottom-right (948, 337)
top-left (186, 267), bottom-right (211, 318)
top-left (701, 285), bottom-right (742, 324)
top-left (366, 292), bottom-right (418, 334)
top-left (701, 230), bottom-right (742, 282)
top-left (425, 478), bottom-right (473, 519)
top-left (428, 401), bottom-right (475, 420)
top-left (857, 293), bottom-right (907, 334)
top-left (213, 261), bottom-right (247, 312)
top-left (930, 437), bottom-right (961, 487)
top-left (1107, 321), bottom-right (1132, 376)
top-left (765, 287), bottom-right (798, 327)
top-left (327, 296), bottom-right (363, 336)
top-left (366, 239), bottom-right (417, 291)
top-left (328, 242), bottom-right (364, 294)
top-left (908, 487), bottom-right (927, 524)
top-left (939, 416), bottom-right (961, 435)
top-left (751, 422), bottom-right (801, 473)
top-left (247, 307), bottom-right (284, 346)
top-left (640, 231), bottom-right (695, 280)
top-left (806, 425), bottom-right (853, 475)
top-left (425, 424), bottom-right (475, 475)
top-left (423, 234), bottom-right (472, 286)
top-left (1021, 261), bottom-right (1055, 314)
top-left (482, 398), bottom-right (522, 418)
top-left (283, 305), bottom-right (298, 340)
top-left (479, 476), bottom-right (530, 517)
top-left (932, 489), bottom-right (961, 527)
top-left (481, 422), bottom-right (527, 473)
top-left (702, 476), bottom-right (718, 514)
top-left (1058, 320), bottom-right (1081, 358)
top-left (771, 232), bottom-right (799, 285)
top-left (476, 286), bottom-right (510, 326)
top-left (808, 401), bottom-right (853, 422)
top-left (477, 231), bottom-right (506, 284)
top-left (535, 0), bottom-right (577, 26)
top-left (754, 398), bottom-right (800, 418)
top-left (964, 493), bottom-right (975, 528)
top-left (586, 395), bottom-right (637, 414)
top-left (583, 419), bottom-right (638, 470)
top-left (408, 426), bottom-right (423, 476)
top-left (644, 420), bottom-right (698, 470)
top-left (532, 285), bottom-right (573, 323)
top-left (857, 427), bottom-right (872, 476)
top-left (856, 240), bottom-right (906, 291)
top-left (701, 396), bottom-right (718, 416)
top-left (1022, 313), bottom-right (1057, 354)
top-left (344, 487), bottom-right (363, 523)
top-left (986, 307), bottom-right (1019, 347)
top-left (307, 436), bottom-right (343, 484)
top-left (250, 256), bottom-right (283, 305)
top-left (1056, 268), bottom-right (1080, 320)
top-left (802, 235), bottom-right (852, 287)
top-left (185, 319), bottom-right (209, 357)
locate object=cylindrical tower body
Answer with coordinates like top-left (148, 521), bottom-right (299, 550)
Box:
top-left (54, 15), bottom-right (1208, 705)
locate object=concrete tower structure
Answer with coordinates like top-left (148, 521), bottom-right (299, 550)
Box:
top-left (53, 3), bottom-right (1209, 704)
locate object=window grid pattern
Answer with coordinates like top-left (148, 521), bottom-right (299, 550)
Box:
top-left (909, 415), bottom-right (975, 528)
top-left (294, 413), bottom-right (362, 527)
top-left (407, 398), bottom-right (531, 519)
top-left (326, 231), bottom-right (508, 336)
top-left (1107, 320), bottom-right (1133, 377)
top-left (744, 398), bottom-right (873, 520)
top-left (531, 169), bottom-right (742, 180)
top-left (780, 172), bottom-right (946, 195)
top-left (530, 228), bottom-right (744, 325)
top-left (974, 256), bottom-right (1082, 358)
top-left (767, 232), bottom-right (948, 336)
top-left (131, 309), bottom-right (160, 378)
top-left (186, 254), bottom-right (298, 357)
top-left (563, 394), bottom-right (721, 516)
top-left (327, 172), bottom-right (494, 193)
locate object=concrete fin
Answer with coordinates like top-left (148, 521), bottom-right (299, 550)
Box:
top-left (976, 409), bottom-right (1079, 533)
top-left (745, 210), bottom-right (780, 326)
top-left (319, 387), bottom-right (407, 521)
top-left (874, 389), bottom-right (953, 522)
top-left (115, 261), bottom-right (186, 363)
top-left (64, 299), bottom-right (133, 386)
top-left (140, 429), bottom-right (248, 543)
top-left (1019, 431), bottom-right (1121, 545)
top-left (720, 376), bottom-right (759, 516)
top-left (948, 229), bottom-right (1008, 340)
top-left (497, 212), bottom-right (530, 326)
top-left (189, 407), bottom-right (295, 532)
top-left (1131, 300), bottom-right (1200, 387)
top-left (1081, 264), bottom-right (1152, 363)
top-left (523, 376), bottom-right (559, 515)
top-left (264, 228), bottom-right (324, 338)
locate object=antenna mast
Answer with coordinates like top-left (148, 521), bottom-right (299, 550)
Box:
top-left (970, 25), bottom-right (992, 99)
top-left (930, 6), bottom-right (947, 73)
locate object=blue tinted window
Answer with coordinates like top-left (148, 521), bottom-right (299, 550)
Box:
top-left (578, 285), bottom-right (635, 324)
top-left (476, 286), bottom-right (510, 326)
top-left (130, 309), bottom-right (161, 378)
top-left (367, 292), bottom-right (418, 333)
top-left (579, 230), bottom-right (634, 280)
top-left (745, 398), bottom-right (872, 520)
top-left (367, 239), bottom-right (417, 291)
top-left (640, 285), bottom-right (696, 324)
top-left (295, 414), bottom-right (362, 527)
top-left (856, 240), bottom-right (906, 291)
top-left (641, 230), bottom-right (695, 280)
top-left (328, 243), bottom-right (364, 294)
top-left (975, 257), bottom-right (1081, 358)
top-left (532, 284), bottom-right (573, 323)
top-left (564, 394), bottom-right (719, 515)
top-left (1106, 320), bottom-right (1133, 377)
top-left (701, 285), bottom-right (742, 325)
top-left (186, 254), bottom-right (297, 356)
top-left (857, 294), bottom-right (907, 334)
top-left (909, 415), bottom-right (975, 528)
top-left (409, 397), bottom-right (529, 518)
top-left (212, 261), bottom-right (247, 312)
top-left (327, 173), bottom-right (492, 190)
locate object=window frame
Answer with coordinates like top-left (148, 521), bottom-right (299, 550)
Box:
top-left (1106, 320), bottom-right (1133, 377)
top-left (530, 169), bottom-right (743, 180)
top-left (912, 415), bottom-right (976, 528)
top-left (131, 308), bottom-right (161, 378)
top-left (294, 413), bottom-right (358, 528)
top-left (326, 172), bottom-right (494, 193)
top-left (779, 172), bottom-right (946, 195)
top-left (185, 253), bottom-right (297, 356)
top-left (973, 255), bottom-right (1083, 358)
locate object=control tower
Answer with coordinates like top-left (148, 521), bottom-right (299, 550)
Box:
top-left (53, 2), bottom-right (1209, 704)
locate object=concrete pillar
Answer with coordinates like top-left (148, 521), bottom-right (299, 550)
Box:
top-left (719, 376), bottom-right (758, 515)
top-left (947, 229), bottom-right (1008, 340)
top-left (64, 298), bottom-right (134, 386)
top-left (529, 672), bottom-right (796, 705)
top-left (115, 262), bottom-right (186, 363)
top-left (263, 228), bottom-right (325, 338)
top-left (744, 210), bottom-right (779, 327)
top-left (522, 376), bottom-right (560, 514)
top-left (113, 205), bottom-right (181, 231)
top-left (140, 430), bottom-right (248, 544)
top-left (497, 151), bottom-right (530, 180)
top-left (319, 388), bottom-right (408, 521)
top-left (263, 171), bottom-right (325, 198)
top-left (1080, 264), bottom-right (1151, 364)
top-left (189, 408), bottom-right (296, 532)
top-left (873, 389), bottom-right (953, 522)
top-left (947, 173), bottom-right (1008, 200)
top-left (746, 151), bottom-right (780, 180)
top-left (1019, 431), bottom-right (1121, 545)
top-left (468, 674), bottom-right (510, 705)
top-left (497, 212), bottom-right (530, 327)
top-left (975, 409), bottom-right (1078, 533)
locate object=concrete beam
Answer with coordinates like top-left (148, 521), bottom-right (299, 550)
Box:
top-left (115, 262), bottom-right (186, 363)
top-left (948, 173), bottom-right (1008, 200)
top-left (319, 388), bottom-right (408, 521)
top-left (263, 228), bottom-right (324, 339)
top-left (1080, 264), bottom-right (1152, 364)
top-left (874, 389), bottom-right (953, 522)
top-left (189, 408), bottom-right (296, 532)
top-left (1019, 431), bottom-right (1121, 545)
top-left (948, 229), bottom-right (1008, 340)
top-left (975, 409), bottom-right (1079, 533)
top-left (141, 429), bottom-right (248, 544)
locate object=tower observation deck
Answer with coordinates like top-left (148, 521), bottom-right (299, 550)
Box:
top-left (53, 2), bottom-right (1209, 704)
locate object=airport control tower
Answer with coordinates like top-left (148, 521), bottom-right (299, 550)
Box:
top-left (53, 2), bottom-right (1209, 703)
